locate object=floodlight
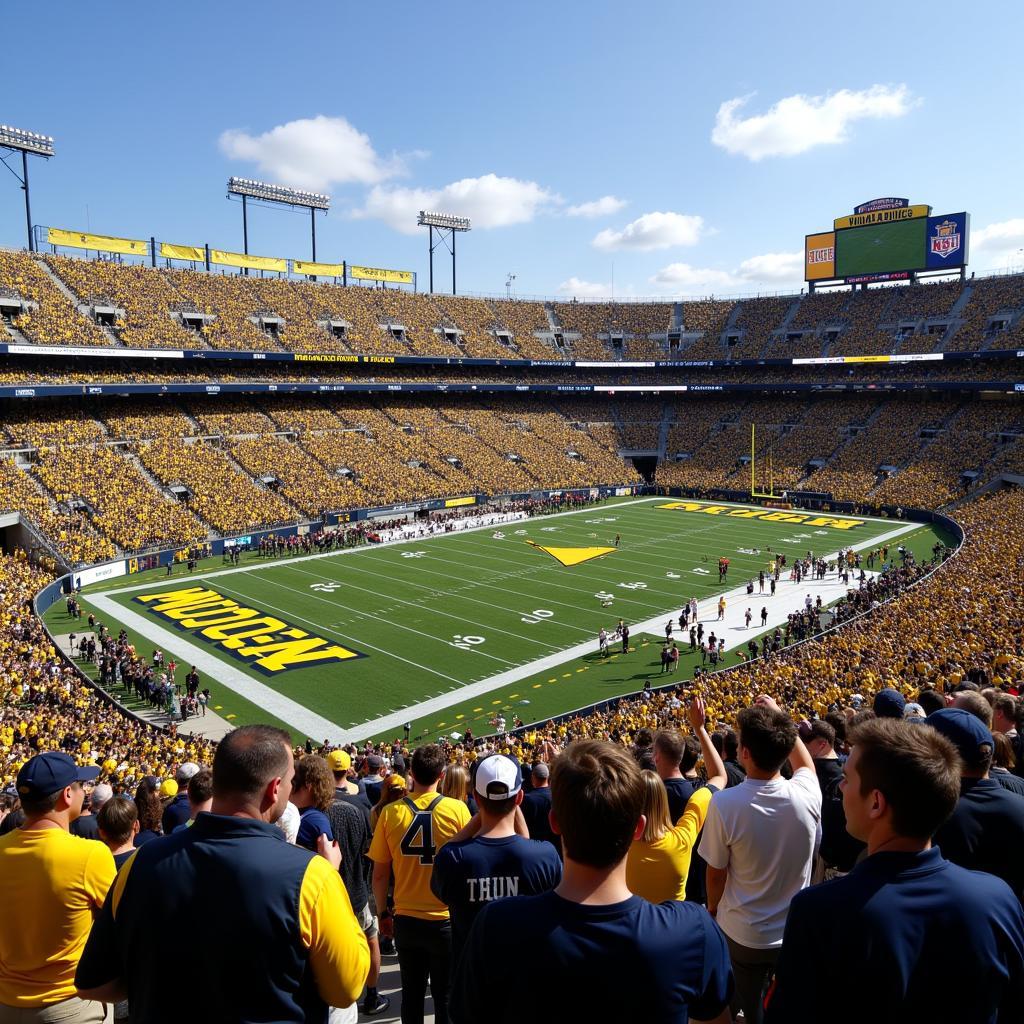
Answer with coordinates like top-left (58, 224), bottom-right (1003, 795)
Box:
top-left (418, 211), bottom-right (471, 231)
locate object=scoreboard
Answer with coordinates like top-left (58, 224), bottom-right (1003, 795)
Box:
top-left (805, 198), bottom-right (969, 285)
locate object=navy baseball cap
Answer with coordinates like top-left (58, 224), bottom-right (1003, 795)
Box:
top-left (928, 708), bottom-right (994, 765)
top-left (16, 752), bottom-right (100, 801)
top-left (873, 688), bottom-right (907, 719)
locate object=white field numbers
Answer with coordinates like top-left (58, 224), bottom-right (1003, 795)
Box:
top-left (450, 634), bottom-right (486, 650)
top-left (521, 608), bottom-right (554, 625)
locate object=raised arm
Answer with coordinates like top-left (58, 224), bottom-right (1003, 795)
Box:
top-left (688, 695), bottom-right (726, 791)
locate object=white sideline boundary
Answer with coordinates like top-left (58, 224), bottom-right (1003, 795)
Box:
top-left (88, 519), bottom-right (918, 744)
top-left (99, 496), bottom-right (662, 597)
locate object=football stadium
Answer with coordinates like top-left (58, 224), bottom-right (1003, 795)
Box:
top-left (2, 4), bottom-right (1023, 1023)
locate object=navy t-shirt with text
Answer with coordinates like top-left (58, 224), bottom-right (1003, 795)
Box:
top-left (431, 835), bottom-right (561, 959)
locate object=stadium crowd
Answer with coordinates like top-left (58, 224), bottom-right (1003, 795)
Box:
top-left (5, 249), bottom-right (1024, 368)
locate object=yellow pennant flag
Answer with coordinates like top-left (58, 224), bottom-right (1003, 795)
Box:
top-left (525, 539), bottom-right (615, 567)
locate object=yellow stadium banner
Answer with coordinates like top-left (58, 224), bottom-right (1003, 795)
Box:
top-left (804, 231), bottom-right (835, 281)
top-left (349, 264), bottom-right (414, 284)
top-left (160, 242), bottom-right (205, 262)
top-left (444, 495), bottom-right (477, 508)
top-left (48, 227), bottom-right (149, 256)
top-left (833, 204), bottom-right (930, 231)
top-left (293, 259), bottom-right (344, 277)
top-left (210, 249), bottom-right (288, 273)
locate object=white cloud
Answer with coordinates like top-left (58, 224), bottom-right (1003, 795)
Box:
top-left (971, 218), bottom-right (1024, 266)
top-left (566, 195), bottom-right (628, 218)
top-left (354, 174), bottom-right (560, 235)
top-left (219, 115), bottom-right (406, 191)
top-left (650, 249), bottom-right (805, 296)
top-left (649, 263), bottom-right (740, 294)
top-left (736, 250), bottom-right (804, 284)
top-left (557, 276), bottom-right (613, 298)
top-left (711, 85), bottom-right (917, 161)
top-left (592, 212), bottom-right (704, 252)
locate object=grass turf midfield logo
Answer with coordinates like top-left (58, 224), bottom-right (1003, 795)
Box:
top-left (134, 587), bottom-right (363, 674)
top-left (657, 502), bottom-right (863, 530)
top-left (525, 539), bottom-right (616, 567)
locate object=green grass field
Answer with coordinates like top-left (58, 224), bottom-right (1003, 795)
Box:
top-left (45, 497), bottom-right (953, 746)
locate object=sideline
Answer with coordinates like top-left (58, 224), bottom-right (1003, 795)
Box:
top-left (98, 496), bottom-right (661, 597)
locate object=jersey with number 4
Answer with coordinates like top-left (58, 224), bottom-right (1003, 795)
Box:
top-left (369, 791), bottom-right (471, 920)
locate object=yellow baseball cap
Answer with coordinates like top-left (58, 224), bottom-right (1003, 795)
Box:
top-left (159, 778), bottom-right (179, 798)
top-left (327, 750), bottom-right (351, 773)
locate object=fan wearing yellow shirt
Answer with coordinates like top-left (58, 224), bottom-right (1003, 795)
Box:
top-left (627, 696), bottom-right (727, 905)
top-left (370, 743), bottom-right (470, 1024)
top-left (0, 751), bottom-right (114, 1023)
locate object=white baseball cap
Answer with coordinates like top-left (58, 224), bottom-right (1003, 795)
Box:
top-left (474, 754), bottom-right (523, 799)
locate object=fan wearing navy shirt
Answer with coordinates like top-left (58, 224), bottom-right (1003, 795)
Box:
top-left (291, 755), bottom-right (335, 853)
top-left (431, 754), bottom-right (561, 964)
top-left (655, 729), bottom-right (697, 821)
top-left (928, 708), bottom-right (1024, 901)
top-left (450, 740), bottom-right (733, 1024)
top-left (766, 718), bottom-right (1024, 1024)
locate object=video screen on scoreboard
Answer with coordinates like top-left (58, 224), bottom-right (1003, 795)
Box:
top-left (835, 218), bottom-right (927, 277)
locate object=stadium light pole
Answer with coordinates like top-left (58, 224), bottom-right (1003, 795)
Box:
top-left (0, 125), bottom-right (55, 252)
top-left (505, 272), bottom-right (516, 299)
top-left (417, 211), bottom-right (470, 295)
top-left (227, 177), bottom-right (330, 274)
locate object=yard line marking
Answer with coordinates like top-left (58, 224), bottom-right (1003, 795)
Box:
top-left (276, 562), bottom-right (568, 649)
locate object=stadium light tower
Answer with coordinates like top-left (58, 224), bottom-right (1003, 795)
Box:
top-left (226, 177), bottom-right (330, 271)
top-left (0, 124), bottom-right (55, 252)
top-left (418, 210), bottom-right (471, 295)
top-left (505, 272), bottom-right (516, 299)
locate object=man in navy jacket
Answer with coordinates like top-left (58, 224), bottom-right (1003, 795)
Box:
top-left (766, 718), bottom-right (1024, 1023)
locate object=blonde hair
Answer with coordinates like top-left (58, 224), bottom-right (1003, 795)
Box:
top-left (638, 770), bottom-right (672, 843)
top-left (441, 763), bottom-right (470, 804)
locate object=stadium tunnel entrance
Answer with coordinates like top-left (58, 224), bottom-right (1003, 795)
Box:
top-left (629, 455), bottom-right (658, 482)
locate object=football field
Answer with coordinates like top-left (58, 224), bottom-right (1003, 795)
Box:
top-left (49, 497), bottom-right (950, 745)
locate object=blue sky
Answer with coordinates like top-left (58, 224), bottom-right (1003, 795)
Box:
top-left (3, 0), bottom-right (1023, 297)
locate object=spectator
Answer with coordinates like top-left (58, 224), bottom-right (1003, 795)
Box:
top-left (802, 719), bottom-right (865, 877)
top-left (520, 762), bottom-right (558, 852)
top-left (873, 687), bottom-right (906, 719)
top-left (328, 772), bottom-right (388, 1018)
top-left (0, 752), bottom-right (113, 1023)
top-left (369, 744), bottom-right (470, 1024)
top-left (133, 778), bottom-right (163, 847)
top-left (291, 755), bottom-right (335, 853)
top-left (370, 772), bottom-right (408, 830)
top-left (75, 724), bottom-right (370, 1021)
top-left (97, 795), bottom-right (140, 870)
top-left (170, 768), bottom-right (214, 832)
top-left (440, 763), bottom-right (477, 816)
top-left (766, 718), bottom-right (1024, 1023)
top-left (993, 694), bottom-right (1024, 775)
top-left (626, 696), bottom-right (726, 903)
top-left (653, 728), bottom-right (695, 821)
top-left (450, 740), bottom-right (733, 1023)
top-left (161, 762), bottom-right (201, 834)
top-left (699, 696), bottom-right (821, 1024)
top-left (363, 753), bottom-right (387, 806)
top-left (929, 709), bottom-right (1024, 901)
top-left (431, 754), bottom-right (561, 964)
top-left (328, 749), bottom-right (372, 814)
top-left (70, 782), bottom-right (111, 841)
